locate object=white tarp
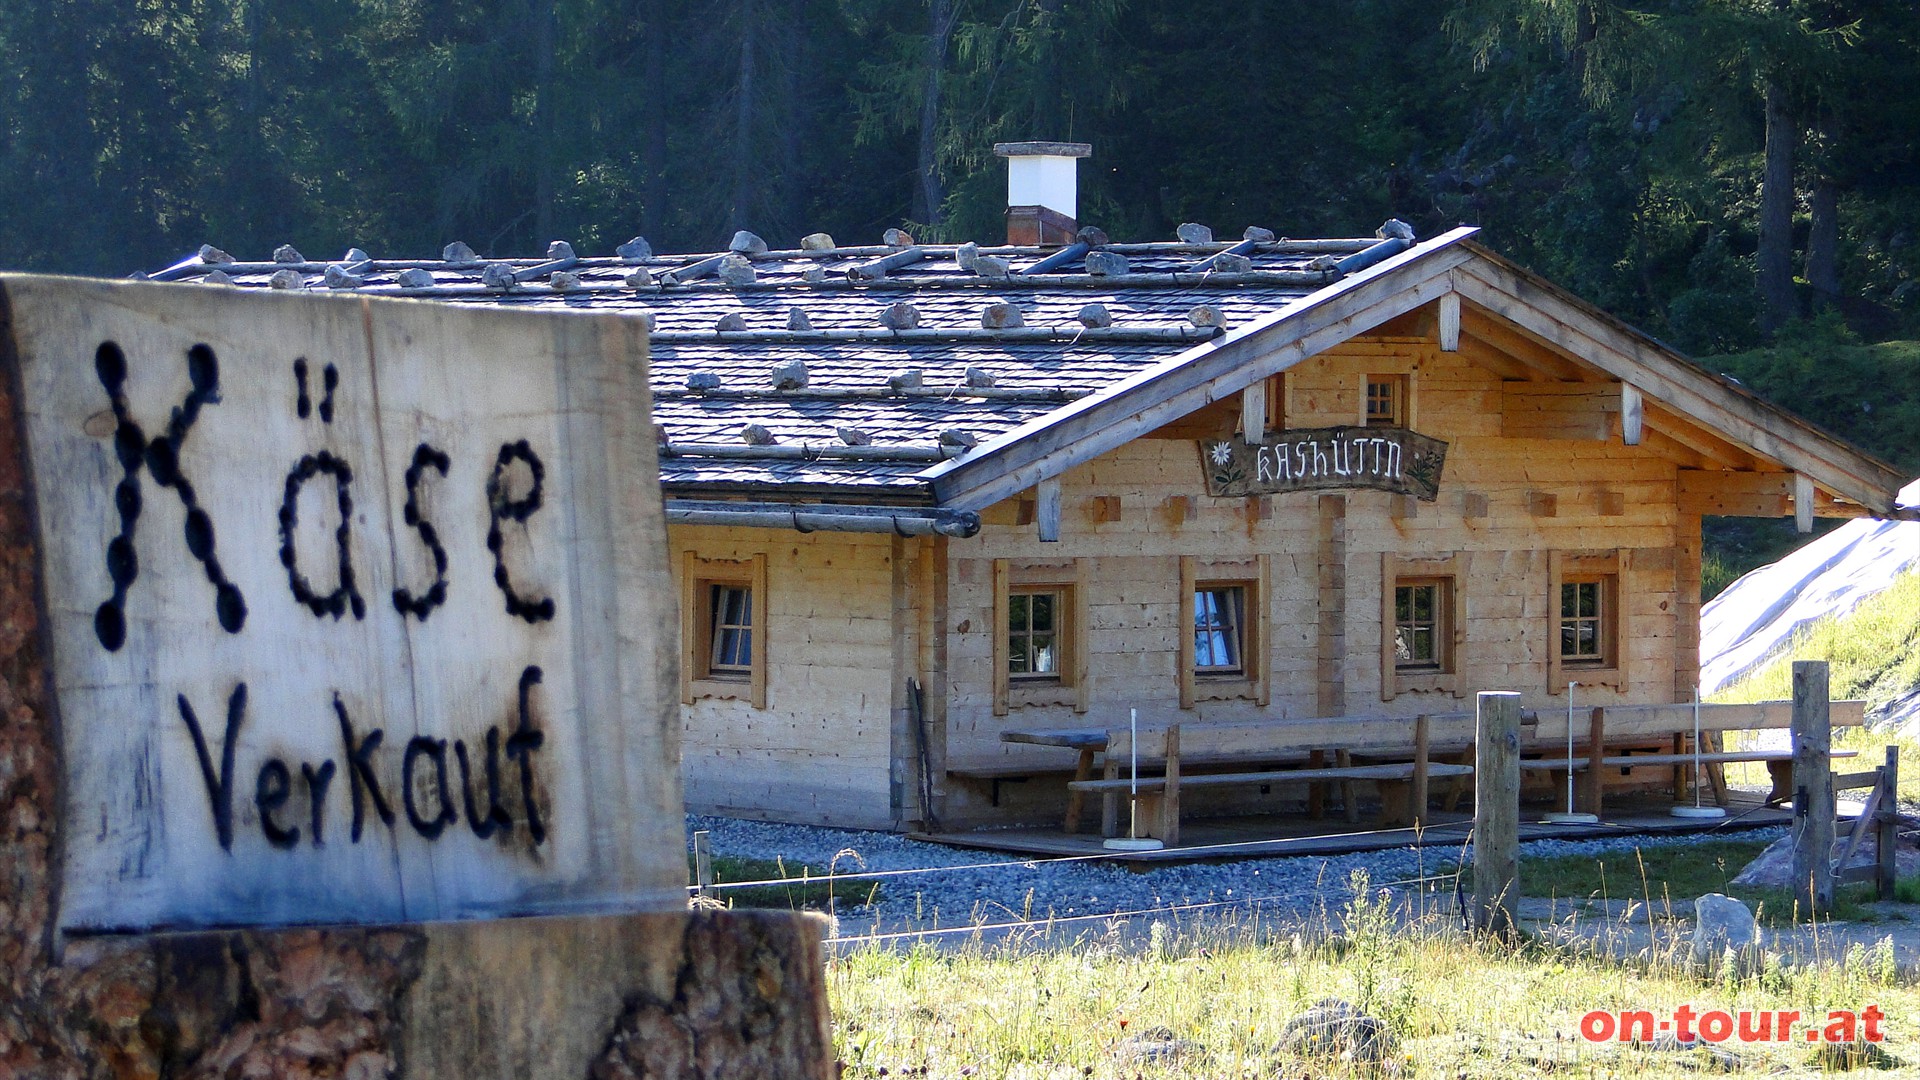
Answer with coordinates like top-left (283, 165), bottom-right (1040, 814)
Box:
top-left (1700, 479), bottom-right (1920, 719)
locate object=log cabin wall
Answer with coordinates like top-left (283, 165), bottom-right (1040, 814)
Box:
top-left (670, 525), bottom-right (901, 828)
top-left (941, 335), bottom-right (1691, 825)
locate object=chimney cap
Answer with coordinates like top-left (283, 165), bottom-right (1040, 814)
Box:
top-left (994, 141), bottom-right (1092, 159)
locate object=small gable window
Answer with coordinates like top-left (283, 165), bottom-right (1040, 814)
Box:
top-left (1365, 374), bottom-right (1407, 427)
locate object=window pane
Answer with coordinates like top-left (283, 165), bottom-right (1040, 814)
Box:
top-left (1029, 593), bottom-right (1054, 631)
top-left (1009, 594), bottom-right (1028, 629)
top-left (736, 588), bottom-right (752, 627)
top-left (1395, 587), bottom-right (1412, 621)
top-left (1560, 582), bottom-right (1577, 618)
top-left (1576, 623), bottom-right (1597, 656)
top-left (1031, 638), bottom-right (1056, 674)
top-left (1578, 583), bottom-right (1598, 618)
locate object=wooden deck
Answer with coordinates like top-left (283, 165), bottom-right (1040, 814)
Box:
top-left (912, 790), bottom-right (1794, 862)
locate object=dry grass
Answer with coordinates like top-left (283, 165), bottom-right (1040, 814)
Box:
top-left (827, 874), bottom-right (1917, 1078)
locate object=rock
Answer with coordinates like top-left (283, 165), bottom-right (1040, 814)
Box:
top-left (1212, 252), bottom-right (1253, 274)
top-left (963, 366), bottom-right (995, 388)
top-left (1075, 225), bottom-right (1110, 247)
top-left (980, 303), bottom-right (1025, 330)
top-left (728, 231), bottom-right (768, 255)
top-left (201, 269), bottom-right (235, 286)
top-left (625, 268), bottom-right (656, 288)
top-left (633, 311), bottom-right (656, 332)
top-left (1733, 827), bottom-right (1920, 887)
top-left (971, 255), bottom-right (1010, 278)
top-left (1690, 893), bottom-right (1758, 966)
top-left (1187, 304), bottom-right (1227, 328)
top-left (1308, 254), bottom-right (1340, 271)
top-left (1175, 222), bottom-right (1213, 244)
top-left (715, 312), bottom-right (748, 332)
top-left (938, 429), bottom-right (977, 450)
top-left (799, 232), bottom-right (835, 251)
top-left (549, 271), bottom-right (582, 291)
top-left (1377, 218), bottom-right (1415, 242)
top-left (444, 240), bottom-right (479, 264)
top-left (323, 265), bottom-right (364, 290)
top-left (615, 236), bottom-right (653, 262)
top-left (546, 240), bottom-right (576, 261)
top-left (1244, 226), bottom-right (1277, 242)
top-left (769, 360), bottom-right (809, 391)
top-left (1276, 999), bottom-right (1395, 1064)
top-left (802, 266), bottom-right (828, 282)
top-left (954, 242), bottom-right (980, 271)
top-left (836, 427), bottom-right (871, 446)
top-left (718, 254), bottom-right (757, 285)
top-left (272, 244), bottom-right (305, 264)
top-left (1116, 1027), bottom-right (1198, 1064)
top-left (1639, 1033), bottom-right (1744, 1072)
top-left (740, 424), bottom-right (777, 446)
top-left (1077, 303), bottom-right (1112, 328)
top-left (343, 247), bottom-right (373, 264)
top-left (481, 263), bottom-right (516, 289)
top-left (786, 308), bottom-right (813, 332)
top-left (686, 371), bottom-right (723, 392)
top-left (888, 369), bottom-right (923, 392)
top-left (880, 303), bottom-right (921, 330)
top-left (1812, 1038), bottom-right (1902, 1071)
top-left (883, 227), bottom-right (914, 247)
top-left (1084, 251), bottom-right (1130, 277)
top-left (268, 269), bottom-right (304, 290)
top-left (198, 244), bottom-right (235, 265)
top-left (395, 269), bottom-right (435, 289)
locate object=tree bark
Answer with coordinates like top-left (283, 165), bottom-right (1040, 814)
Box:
top-left (1757, 77), bottom-right (1798, 333)
top-left (729, 0), bottom-right (758, 233)
top-left (913, 0), bottom-right (953, 226)
top-left (533, 0), bottom-right (557, 242)
top-left (1807, 173), bottom-right (1839, 310)
top-left (641, 0), bottom-right (667, 240)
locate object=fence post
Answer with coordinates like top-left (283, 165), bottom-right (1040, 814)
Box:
top-left (1789, 661), bottom-right (1834, 915)
top-left (693, 830), bottom-right (714, 902)
top-left (1473, 691), bottom-right (1522, 938)
top-left (1878, 744), bottom-right (1899, 901)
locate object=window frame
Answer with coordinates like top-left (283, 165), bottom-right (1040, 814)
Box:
top-left (1380, 552), bottom-right (1463, 700)
top-left (1392, 577), bottom-right (1450, 674)
top-left (1363, 373), bottom-right (1411, 428)
top-left (992, 559), bottom-right (1088, 715)
top-left (1178, 555), bottom-right (1270, 709)
top-left (681, 553), bottom-right (768, 708)
top-left (1549, 550), bottom-right (1624, 692)
top-left (1006, 585), bottom-right (1066, 682)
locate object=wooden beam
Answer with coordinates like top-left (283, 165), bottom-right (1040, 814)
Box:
top-left (1501, 382), bottom-right (1615, 440)
top-left (1642, 402), bottom-right (1755, 469)
top-left (1241, 381), bottom-right (1267, 442)
top-left (1458, 305), bottom-right (1597, 382)
top-left (1438, 292), bottom-right (1461, 352)
top-left (1525, 490), bottom-right (1558, 517)
top-left (1454, 333), bottom-right (1550, 382)
top-left (1794, 472), bottom-right (1814, 534)
top-left (1088, 495), bottom-right (1122, 523)
top-left (1037, 477), bottom-right (1061, 542)
top-left (1621, 383), bottom-right (1644, 446)
top-left (1677, 470), bottom-right (1792, 518)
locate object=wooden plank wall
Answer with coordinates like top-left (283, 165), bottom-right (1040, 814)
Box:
top-left (669, 524), bottom-right (899, 828)
top-left (944, 336), bottom-right (1690, 782)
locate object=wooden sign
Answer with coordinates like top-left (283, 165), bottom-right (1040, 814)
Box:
top-left (1, 275), bottom-right (684, 933)
top-left (1199, 427), bottom-right (1448, 501)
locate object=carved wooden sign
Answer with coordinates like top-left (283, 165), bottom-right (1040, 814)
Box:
top-left (2, 276), bottom-right (683, 933)
top-left (1199, 427), bottom-right (1449, 501)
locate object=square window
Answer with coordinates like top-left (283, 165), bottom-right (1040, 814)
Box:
top-left (1008, 586), bottom-right (1065, 680)
top-left (1393, 578), bottom-right (1450, 673)
top-left (1193, 585), bottom-right (1247, 675)
top-left (1365, 375), bottom-right (1407, 428)
top-left (1559, 576), bottom-right (1611, 667)
top-left (707, 584), bottom-right (754, 675)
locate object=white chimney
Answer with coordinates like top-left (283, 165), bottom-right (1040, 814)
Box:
top-left (994, 141), bottom-right (1091, 246)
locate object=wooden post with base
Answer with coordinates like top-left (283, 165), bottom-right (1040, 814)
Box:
top-left (1472, 691), bottom-right (1522, 937)
top-left (1789, 660), bottom-right (1836, 915)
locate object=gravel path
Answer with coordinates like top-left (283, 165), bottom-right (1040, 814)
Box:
top-left (688, 814), bottom-right (1787, 941)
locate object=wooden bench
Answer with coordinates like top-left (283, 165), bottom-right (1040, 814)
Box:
top-left (1485, 700), bottom-right (1866, 814)
top-left (1066, 715), bottom-right (1473, 846)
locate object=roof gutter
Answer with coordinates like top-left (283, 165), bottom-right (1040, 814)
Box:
top-left (665, 499), bottom-right (981, 538)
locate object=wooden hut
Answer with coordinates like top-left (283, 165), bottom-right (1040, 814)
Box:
top-left (157, 144), bottom-right (1912, 834)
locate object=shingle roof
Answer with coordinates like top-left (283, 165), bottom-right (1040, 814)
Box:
top-left (149, 227), bottom-right (1407, 502)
